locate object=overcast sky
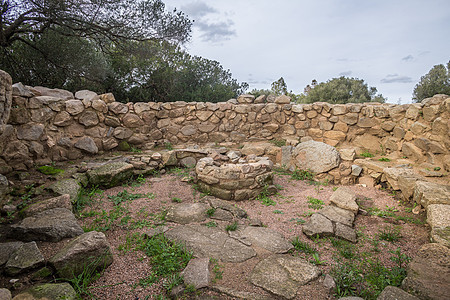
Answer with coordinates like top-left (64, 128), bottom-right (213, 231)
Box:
top-left (164, 0), bottom-right (450, 103)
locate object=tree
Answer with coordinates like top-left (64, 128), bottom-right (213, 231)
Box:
top-left (412, 61), bottom-right (450, 102)
top-left (0, 0), bottom-right (191, 91)
top-left (298, 76), bottom-right (386, 104)
top-left (271, 77), bottom-right (288, 96)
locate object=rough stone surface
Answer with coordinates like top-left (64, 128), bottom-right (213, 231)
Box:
top-left (427, 204), bottom-right (450, 228)
top-left (22, 194), bottom-right (71, 217)
top-left (302, 213), bottom-right (334, 238)
top-left (49, 231), bottom-right (113, 279)
top-left (335, 223), bottom-right (357, 243)
top-left (11, 208), bottom-right (83, 242)
top-left (0, 288), bottom-right (11, 300)
top-left (318, 205), bottom-right (355, 227)
top-left (402, 243), bottom-right (450, 300)
top-left (49, 178), bottom-right (81, 202)
top-left (165, 224), bottom-right (256, 263)
top-left (329, 187), bottom-right (359, 214)
top-left (292, 140), bottom-right (340, 174)
top-left (383, 167), bottom-right (416, 190)
top-left (0, 241), bottom-right (23, 266)
top-left (377, 286), bottom-right (419, 300)
top-left (74, 136), bottom-right (98, 154)
top-left (413, 181), bottom-right (450, 208)
top-left (87, 161), bottom-right (134, 187)
top-left (206, 197), bottom-right (247, 218)
top-left (13, 283), bottom-right (77, 300)
top-left (181, 257), bottom-right (210, 289)
top-left (165, 202), bottom-right (210, 224)
top-left (5, 242), bottom-right (44, 275)
top-left (250, 254), bottom-right (320, 299)
top-left (239, 226), bottom-right (294, 253)
top-left (431, 227), bottom-right (450, 248)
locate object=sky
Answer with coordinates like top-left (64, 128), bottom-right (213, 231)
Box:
top-left (164, 0), bottom-right (450, 103)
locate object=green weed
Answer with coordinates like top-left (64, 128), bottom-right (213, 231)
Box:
top-left (360, 150), bottom-right (374, 158)
top-left (307, 196), bottom-right (324, 210)
top-left (206, 207), bottom-right (216, 217)
top-left (378, 225), bottom-right (402, 242)
top-left (225, 222), bottom-right (238, 232)
top-left (204, 221), bottom-right (217, 228)
top-left (37, 165), bottom-right (64, 175)
top-left (269, 139), bottom-right (286, 147)
top-left (378, 157), bottom-right (391, 162)
top-left (74, 185), bottom-right (103, 215)
top-left (257, 185), bottom-right (276, 206)
top-left (291, 237), bottom-right (318, 254)
top-left (210, 258), bottom-right (224, 283)
top-left (291, 168), bottom-right (314, 181)
top-left (171, 197), bottom-right (183, 203)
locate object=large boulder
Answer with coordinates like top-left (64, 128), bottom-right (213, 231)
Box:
top-left (0, 241), bottom-right (23, 266)
top-left (5, 241), bottom-right (44, 275)
top-left (250, 254), bottom-right (320, 299)
top-left (402, 243), bottom-right (450, 300)
top-left (291, 140), bottom-right (340, 174)
top-left (22, 194), bottom-right (71, 217)
top-left (413, 181), bottom-right (450, 209)
top-left (86, 161), bottom-right (134, 187)
top-left (49, 231), bottom-right (113, 279)
top-left (49, 178), bottom-right (81, 202)
top-left (377, 286), bottom-right (419, 300)
top-left (165, 224), bottom-right (256, 263)
top-left (10, 208), bottom-right (83, 242)
top-left (13, 283), bottom-right (77, 300)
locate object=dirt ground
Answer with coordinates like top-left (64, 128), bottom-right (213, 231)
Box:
top-left (61, 170), bottom-right (429, 300)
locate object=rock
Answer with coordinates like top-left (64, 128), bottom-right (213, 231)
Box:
top-left (53, 111), bottom-right (72, 126)
top-left (50, 231), bottom-right (113, 279)
top-left (75, 90), bottom-right (98, 101)
top-left (33, 86), bottom-right (73, 100)
top-left (351, 165), bottom-right (362, 176)
top-left (377, 286), bottom-right (419, 300)
top-left (0, 288), bottom-right (11, 300)
top-left (329, 188), bottom-right (359, 214)
top-left (250, 254), bottom-right (320, 299)
top-left (431, 227), bottom-right (450, 248)
top-left (87, 161), bottom-right (134, 187)
top-left (206, 197), bottom-right (247, 218)
top-left (5, 242), bottom-right (44, 275)
top-left (402, 243), bottom-right (450, 300)
top-left (65, 99), bottom-right (84, 115)
top-left (210, 208), bottom-right (233, 221)
top-left (13, 283), bottom-right (77, 300)
top-left (11, 208), bottom-right (83, 242)
top-left (16, 124), bottom-right (45, 141)
top-left (239, 226), bottom-right (293, 253)
top-left (78, 111), bottom-right (99, 127)
top-left (318, 206), bottom-right (355, 227)
top-left (292, 140), bottom-right (340, 174)
top-left (0, 242), bottom-right (23, 266)
top-left (383, 167), bottom-right (415, 190)
top-left (108, 102), bottom-right (128, 114)
top-left (335, 223), bottom-right (357, 243)
top-left (237, 94), bottom-right (255, 104)
top-left (323, 274), bottom-right (336, 291)
top-left (12, 82), bottom-right (34, 97)
top-left (74, 136), bottom-right (98, 154)
top-left (22, 194), bottom-right (71, 217)
top-left (180, 156), bottom-right (197, 168)
top-left (165, 203), bottom-right (210, 224)
top-left (123, 113), bottom-right (143, 128)
top-left (165, 224), bottom-right (256, 263)
top-left (427, 204), bottom-right (450, 228)
top-left (302, 213), bottom-right (334, 238)
top-left (181, 257), bottom-right (210, 289)
top-left (339, 148), bottom-right (356, 161)
top-left (49, 178), bottom-right (81, 202)
top-left (275, 95), bottom-right (291, 104)
top-left (413, 181), bottom-right (450, 208)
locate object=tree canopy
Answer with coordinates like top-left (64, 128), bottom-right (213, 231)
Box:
top-left (298, 77), bottom-right (386, 104)
top-left (0, 0), bottom-right (248, 102)
top-left (413, 61), bottom-right (450, 102)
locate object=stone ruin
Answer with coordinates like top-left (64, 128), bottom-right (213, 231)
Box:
top-left (196, 152), bottom-right (274, 201)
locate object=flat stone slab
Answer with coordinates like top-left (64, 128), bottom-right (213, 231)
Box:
top-left (318, 205), bottom-right (355, 227)
top-left (165, 224), bottom-right (256, 263)
top-left (206, 197), bottom-right (247, 218)
top-left (11, 208), bottom-right (83, 242)
top-left (402, 243), bottom-right (450, 300)
top-left (22, 194), bottom-right (71, 217)
top-left (329, 187), bottom-right (359, 214)
top-left (49, 179), bottom-right (81, 202)
top-left (250, 254), bottom-right (321, 299)
top-left (165, 203), bottom-right (210, 224)
top-left (5, 241), bottom-right (44, 275)
top-left (378, 286), bottom-right (419, 300)
top-left (0, 241), bottom-right (23, 266)
top-left (181, 257), bottom-right (210, 289)
top-left (13, 283), bottom-right (77, 300)
top-left (302, 213), bottom-right (334, 238)
top-left (239, 226), bottom-right (293, 253)
top-left (427, 204), bottom-right (450, 228)
top-left (86, 161), bottom-right (134, 187)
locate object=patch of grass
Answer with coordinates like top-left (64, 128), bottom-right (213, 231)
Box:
top-left (378, 157), bottom-right (391, 162)
top-left (291, 237), bottom-right (318, 254)
top-left (310, 252), bottom-right (326, 265)
top-left (171, 197), bottom-right (182, 203)
top-left (74, 185), bottom-right (103, 215)
top-left (130, 146), bottom-right (142, 153)
top-left (330, 238), bottom-right (356, 259)
top-left (289, 217), bottom-right (306, 225)
top-left (225, 222), bottom-right (238, 232)
top-left (204, 221), bottom-right (217, 228)
top-left (164, 142), bottom-right (174, 151)
top-left (307, 196), bottom-right (324, 210)
top-left (378, 225), bottom-right (402, 242)
top-left (108, 190), bottom-right (153, 206)
top-left (272, 166), bottom-right (291, 176)
top-left (210, 258), bottom-right (224, 283)
top-left (302, 211), bottom-right (314, 217)
top-left (331, 248), bottom-right (410, 299)
top-left (206, 207), bottom-right (216, 217)
top-left (360, 150), bottom-right (374, 158)
top-left (162, 273), bottom-right (184, 293)
top-left (257, 185), bottom-right (276, 206)
top-left (273, 210), bottom-right (284, 214)
top-left (136, 234), bottom-right (192, 289)
top-left (291, 168), bottom-right (314, 181)
top-left (269, 139), bottom-right (286, 147)
top-left (37, 165), bottom-right (64, 175)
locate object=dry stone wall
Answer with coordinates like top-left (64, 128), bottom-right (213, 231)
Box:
top-left (0, 70), bottom-right (448, 179)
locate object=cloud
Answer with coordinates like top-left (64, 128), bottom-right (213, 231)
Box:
top-left (339, 71), bottom-right (352, 76)
top-left (402, 55), bottom-right (414, 62)
top-left (380, 74), bottom-right (413, 83)
top-left (181, 1), bottom-right (217, 18)
top-left (196, 19), bottom-right (236, 42)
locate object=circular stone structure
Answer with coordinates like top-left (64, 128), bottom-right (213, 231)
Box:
top-left (195, 154), bottom-right (273, 201)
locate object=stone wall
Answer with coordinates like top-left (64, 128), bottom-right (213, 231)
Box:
top-left (0, 71), bottom-right (448, 178)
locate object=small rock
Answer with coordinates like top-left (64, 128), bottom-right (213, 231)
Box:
top-left (329, 187), bottom-right (359, 214)
top-left (302, 213), bottom-right (334, 238)
top-left (13, 283), bottom-right (77, 300)
top-left (323, 274), bottom-right (336, 291)
top-left (0, 288), bottom-right (11, 300)
top-left (5, 242), bottom-right (44, 276)
top-left (181, 257), bottom-right (210, 289)
top-left (0, 242), bottom-right (23, 266)
top-left (377, 286), bottom-right (419, 300)
top-left (166, 203), bottom-right (210, 224)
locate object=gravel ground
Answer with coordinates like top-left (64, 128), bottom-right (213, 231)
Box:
top-left (70, 172), bottom-right (429, 299)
